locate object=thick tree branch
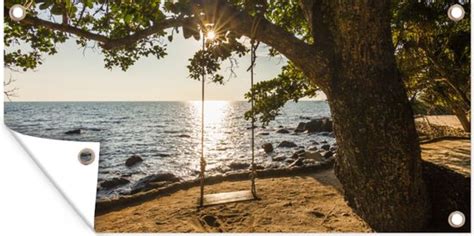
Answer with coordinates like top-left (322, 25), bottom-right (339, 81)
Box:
top-left (195, 0), bottom-right (329, 82)
top-left (5, 7), bottom-right (187, 50)
top-left (5, 7), bottom-right (109, 43)
top-left (6, 1), bottom-right (329, 82)
top-left (100, 17), bottom-right (188, 50)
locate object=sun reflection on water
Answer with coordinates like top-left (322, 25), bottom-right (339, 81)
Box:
top-left (191, 100), bottom-right (229, 126)
top-left (190, 101), bottom-right (232, 166)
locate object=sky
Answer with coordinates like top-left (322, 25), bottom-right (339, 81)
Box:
top-left (4, 31), bottom-right (319, 102)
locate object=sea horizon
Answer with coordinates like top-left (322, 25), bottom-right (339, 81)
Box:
top-left (4, 99), bottom-right (326, 103)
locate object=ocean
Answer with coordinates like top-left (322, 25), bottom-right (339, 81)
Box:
top-left (4, 101), bottom-right (334, 200)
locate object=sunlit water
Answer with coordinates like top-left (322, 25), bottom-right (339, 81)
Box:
top-left (5, 101), bottom-right (333, 200)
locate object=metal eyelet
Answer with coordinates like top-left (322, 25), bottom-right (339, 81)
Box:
top-left (448, 211), bottom-right (465, 228)
top-left (447, 4), bottom-right (465, 22)
top-left (78, 148), bottom-right (95, 166)
top-left (9, 4), bottom-right (27, 22)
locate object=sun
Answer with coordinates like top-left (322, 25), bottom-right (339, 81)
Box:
top-left (206, 30), bottom-right (216, 40)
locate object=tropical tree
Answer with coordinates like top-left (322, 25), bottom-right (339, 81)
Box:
top-left (393, 0), bottom-right (470, 131)
top-left (4, 0), bottom-right (431, 231)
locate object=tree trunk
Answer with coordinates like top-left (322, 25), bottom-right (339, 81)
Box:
top-left (447, 98), bottom-right (471, 133)
top-left (311, 1), bottom-right (430, 231)
top-left (453, 106), bottom-right (470, 132)
top-left (437, 87), bottom-right (471, 132)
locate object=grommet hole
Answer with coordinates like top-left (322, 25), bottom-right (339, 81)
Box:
top-left (447, 4), bottom-right (465, 22)
top-left (78, 148), bottom-right (95, 165)
top-left (9, 4), bottom-right (27, 22)
top-left (448, 211), bottom-right (465, 228)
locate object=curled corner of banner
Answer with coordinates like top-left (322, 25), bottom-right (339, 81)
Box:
top-left (7, 128), bottom-right (100, 230)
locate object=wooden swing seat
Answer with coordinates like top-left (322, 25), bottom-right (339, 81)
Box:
top-left (199, 190), bottom-right (256, 207)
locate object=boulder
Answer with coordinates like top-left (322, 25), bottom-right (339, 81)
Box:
top-left (303, 159), bottom-right (316, 165)
top-left (100, 178), bottom-right (130, 189)
top-left (321, 150), bottom-right (334, 159)
top-left (276, 128), bottom-right (290, 134)
top-left (215, 166), bottom-right (231, 173)
top-left (229, 162), bottom-right (250, 170)
top-left (178, 134), bottom-right (191, 138)
top-left (143, 173), bottom-right (180, 182)
top-left (268, 163), bottom-right (282, 169)
top-left (258, 132), bottom-right (270, 136)
top-left (255, 165), bottom-right (265, 170)
top-left (88, 128), bottom-right (101, 131)
top-left (290, 153), bottom-right (300, 159)
top-left (131, 173), bottom-right (181, 194)
top-left (262, 143), bottom-right (274, 153)
top-left (295, 149), bottom-right (305, 155)
top-left (310, 140), bottom-right (319, 145)
top-left (65, 128), bottom-right (82, 135)
top-left (295, 122), bottom-right (306, 133)
top-left (125, 155), bottom-right (143, 167)
top-left (321, 144), bottom-right (330, 151)
top-left (308, 145), bottom-right (319, 151)
top-left (304, 118), bottom-right (333, 133)
top-left (304, 151), bottom-right (324, 161)
top-left (273, 155), bottom-right (286, 161)
top-left (157, 153), bottom-right (171, 157)
top-left (278, 141), bottom-right (297, 148)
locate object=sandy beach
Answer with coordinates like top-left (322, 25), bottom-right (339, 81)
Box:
top-left (415, 115), bottom-right (465, 130)
top-left (95, 168), bottom-right (371, 232)
top-left (421, 138), bottom-right (470, 176)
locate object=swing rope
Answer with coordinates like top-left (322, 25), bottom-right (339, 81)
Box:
top-left (249, 40), bottom-right (257, 197)
top-left (249, 15), bottom-right (261, 198)
top-left (250, 39), bottom-right (257, 197)
top-left (198, 16), bottom-right (261, 206)
top-left (199, 35), bottom-right (206, 207)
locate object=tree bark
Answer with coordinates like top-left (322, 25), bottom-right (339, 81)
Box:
top-left (453, 106), bottom-right (470, 132)
top-left (437, 89), bottom-right (471, 132)
top-left (311, 1), bottom-right (430, 231)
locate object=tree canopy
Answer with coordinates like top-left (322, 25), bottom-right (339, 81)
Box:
top-left (392, 0), bottom-right (470, 130)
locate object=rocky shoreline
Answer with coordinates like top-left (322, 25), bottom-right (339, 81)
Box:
top-left (98, 139), bottom-right (338, 199)
top-left (97, 117), bottom-right (338, 198)
top-left (95, 156), bottom-right (336, 216)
